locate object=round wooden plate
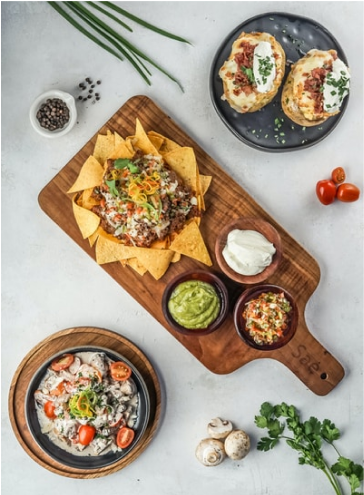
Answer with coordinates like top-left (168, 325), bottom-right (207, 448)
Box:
top-left (8, 327), bottom-right (162, 478)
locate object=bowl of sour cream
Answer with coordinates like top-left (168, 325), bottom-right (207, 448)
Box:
top-left (215, 217), bottom-right (282, 284)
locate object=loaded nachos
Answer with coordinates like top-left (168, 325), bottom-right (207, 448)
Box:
top-left (68, 119), bottom-right (212, 279)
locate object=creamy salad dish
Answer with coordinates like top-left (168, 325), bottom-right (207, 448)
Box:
top-left (32, 350), bottom-right (143, 457)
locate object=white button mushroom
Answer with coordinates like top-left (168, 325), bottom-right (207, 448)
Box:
top-left (195, 438), bottom-right (226, 466)
top-left (207, 417), bottom-right (233, 439)
top-left (224, 430), bottom-right (250, 460)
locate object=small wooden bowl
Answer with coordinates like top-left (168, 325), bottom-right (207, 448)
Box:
top-left (234, 284), bottom-right (298, 351)
top-left (215, 217), bottom-right (282, 284)
top-left (162, 270), bottom-right (229, 336)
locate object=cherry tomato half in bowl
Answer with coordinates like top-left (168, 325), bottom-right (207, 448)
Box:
top-left (78, 425), bottom-right (96, 446)
top-left (336, 183), bottom-right (360, 203)
top-left (51, 353), bottom-right (74, 371)
top-left (316, 179), bottom-right (337, 205)
top-left (44, 401), bottom-right (57, 420)
top-left (116, 426), bottom-right (135, 449)
top-left (110, 361), bottom-right (132, 381)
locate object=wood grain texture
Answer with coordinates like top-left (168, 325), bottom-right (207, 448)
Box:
top-left (8, 327), bottom-right (161, 478)
top-left (38, 95), bottom-right (344, 395)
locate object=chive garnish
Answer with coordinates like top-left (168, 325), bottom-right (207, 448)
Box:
top-left (47, 1), bottom-right (190, 91)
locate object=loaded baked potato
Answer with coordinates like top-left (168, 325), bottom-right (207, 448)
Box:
top-left (281, 49), bottom-right (350, 126)
top-left (219, 31), bottom-right (286, 113)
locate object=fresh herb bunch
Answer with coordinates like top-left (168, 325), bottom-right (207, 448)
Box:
top-left (48, 1), bottom-right (191, 90)
top-left (255, 402), bottom-right (363, 495)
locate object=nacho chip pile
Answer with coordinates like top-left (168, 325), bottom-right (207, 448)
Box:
top-left (68, 119), bottom-right (212, 280)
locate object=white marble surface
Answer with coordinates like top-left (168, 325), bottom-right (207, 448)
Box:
top-left (1, 2), bottom-right (363, 494)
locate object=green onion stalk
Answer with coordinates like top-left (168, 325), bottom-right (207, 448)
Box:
top-left (47, 1), bottom-right (191, 91)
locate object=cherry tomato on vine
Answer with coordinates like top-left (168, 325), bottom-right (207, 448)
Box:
top-left (51, 353), bottom-right (74, 371)
top-left (44, 401), bottom-right (57, 420)
top-left (336, 183), bottom-right (360, 203)
top-left (116, 426), bottom-right (135, 448)
top-left (331, 167), bottom-right (346, 184)
top-left (78, 425), bottom-right (96, 446)
top-left (110, 361), bottom-right (132, 381)
top-left (316, 179), bottom-right (337, 205)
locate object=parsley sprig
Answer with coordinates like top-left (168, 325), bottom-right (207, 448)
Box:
top-left (255, 402), bottom-right (363, 495)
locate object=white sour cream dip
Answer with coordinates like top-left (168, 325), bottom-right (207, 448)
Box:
top-left (323, 58), bottom-right (350, 113)
top-left (253, 41), bottom-right (276, 93)
top-left (222, 229), bottom-right (276, 276)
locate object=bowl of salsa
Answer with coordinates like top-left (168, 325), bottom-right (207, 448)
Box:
top-left (162, 271), bottom-right (229, 336)
top-left (234, 285), bottom-right (298, 350)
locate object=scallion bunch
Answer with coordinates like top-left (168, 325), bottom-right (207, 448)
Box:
top-left (48, 1), bottom-right (191, 90)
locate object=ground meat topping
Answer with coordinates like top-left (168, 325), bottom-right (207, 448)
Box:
top-left (91, 154), bottom-right (198, 248)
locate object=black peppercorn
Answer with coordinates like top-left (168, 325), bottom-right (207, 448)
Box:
top-left (36, 97), bottom-right (70, 131)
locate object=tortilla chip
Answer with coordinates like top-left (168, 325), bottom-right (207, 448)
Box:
top-left (125, 257), bottom-right (148, 276)
top-left (163, 147), bottom-right (197, 193)
top-left (93, 130), bottom-right (115, 165)
top-left (150, 239), bottom-right (170, 250)
top-left (95, 235), bottom-right (131, 264)
top-left (88, 226), bottom-right (101, 247)
top-left (169, 221), bottom-right (212, 266)
top-left (95, 235), bottom-right (174, 279)
top-left (200, 175), bottom-right (212, 196)
top-left (147, 131), bottom-right (181, 154)
top-left (146, 133), bottom-right (164, 152)
top-left (130, 247), bottom-right (174, 280)
top-left (134, 119), bottom-right (161, 156)
top-left (108, 138), bottom-right (134, 160)
top-left (171, 251), bottom-right (181, 263)
top-left (80, 188), bottom-right (99, 209)
top-left (114, 132), bottom-right (125, 148)
top-left (195, 167), bottom-right (205, 211)
top-left (72, 195), bottom-right (100, 239)
top-left (68, 156), bottom-right (104, 193)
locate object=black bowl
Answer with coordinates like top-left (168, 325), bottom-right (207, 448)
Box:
top-left (234, 285), bottom-right (298, 350)
top-left (162, 271), bottom-right (229, 336)
top-left (25, 346), bottom-right (150, 470)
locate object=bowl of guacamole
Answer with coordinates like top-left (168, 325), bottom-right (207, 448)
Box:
top-left (162, 271), bottom-right (229, 336)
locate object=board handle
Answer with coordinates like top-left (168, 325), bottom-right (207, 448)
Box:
top-left (274, 322), bottom-right (345, 396)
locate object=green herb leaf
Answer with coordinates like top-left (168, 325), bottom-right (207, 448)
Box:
top-left (114, 158), bottom-right (132, 169)
top-left (257, 436), bottom-right (279, 451)
top-left (255, 402), bottom-right (364, 495)
top-left (240, 66), bottom-right (255, 84)
top-left (321, 419), bottom-right (341, 443)
top-left (114, 158), bottom-right (140, 173)
top-left (105, 179), bottom-right (119, 197)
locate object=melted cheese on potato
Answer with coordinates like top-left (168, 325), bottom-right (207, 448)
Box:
top-left (283, 49), bottom-right (350, 124)
top-left (219, 32), bottom-right (285, 113)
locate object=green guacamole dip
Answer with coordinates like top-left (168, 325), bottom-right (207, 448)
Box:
top-left (168, 280), bottom-right (221, 329)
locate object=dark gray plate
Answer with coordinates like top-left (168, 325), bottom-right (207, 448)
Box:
top-left (210, 12), bottom-right (349, 152)
top-left (25, 346), bottom-right (150, 470)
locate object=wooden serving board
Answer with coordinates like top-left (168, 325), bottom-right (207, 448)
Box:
top-left (8, 327), bottom-right (161, 478)
top-left (38, 95), bottom-right (344, 396)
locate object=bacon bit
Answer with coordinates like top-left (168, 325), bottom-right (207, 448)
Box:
top-left (232, 42), bottom-right (256, 96)
top-left (303, 65), bottom-right (332, 114)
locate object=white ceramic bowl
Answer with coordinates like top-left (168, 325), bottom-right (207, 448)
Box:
top-left (29, 90), bottom-right (77, 138)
